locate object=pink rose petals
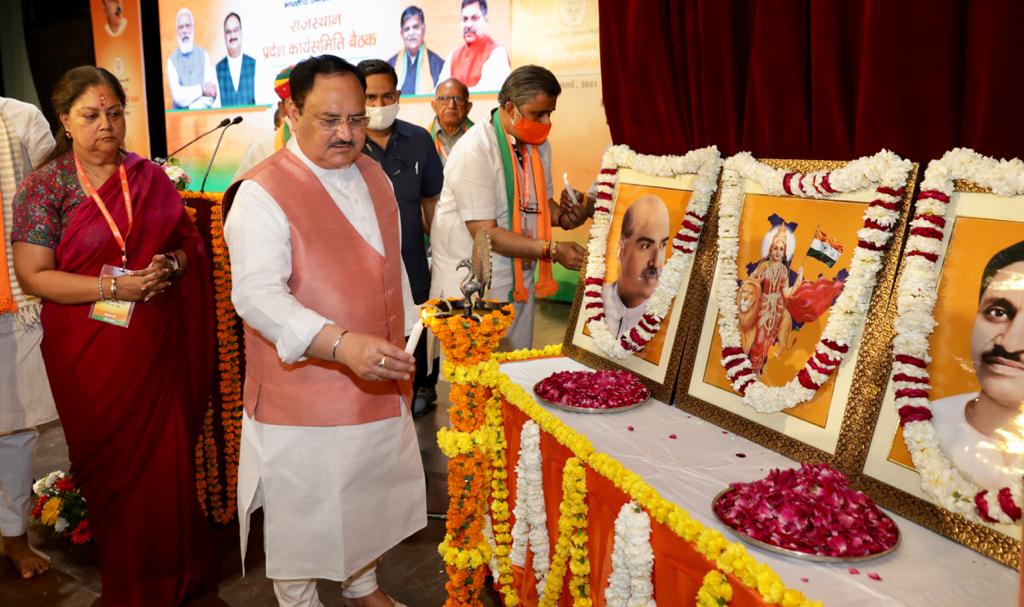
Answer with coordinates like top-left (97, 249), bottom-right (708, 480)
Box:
top-left (627, 425), bottom-right (635, 432)
top-left (800, 577), bottom-right (809, 583)
top-left (669, 433), bottom-right (678, 440)
top-left (535, 370), bottom-right (650, 410)
top-left (867, 572), bottom-right (882, 581)
top-left (848, 567), bottom-right (860, 575)
top-left (714, 464), bottom-right (899, 559)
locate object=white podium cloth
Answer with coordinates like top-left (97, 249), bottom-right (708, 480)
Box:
top-left (501, 357), bottom-right (1016, 607)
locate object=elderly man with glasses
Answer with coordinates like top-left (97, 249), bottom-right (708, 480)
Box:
top-left (429, 78), bottom-right (473, 165)
top-left (223, 55), bottom-right (424, 607)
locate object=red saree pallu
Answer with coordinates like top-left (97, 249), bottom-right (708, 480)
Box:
top-left (39, 152), bottom-right (216, 606)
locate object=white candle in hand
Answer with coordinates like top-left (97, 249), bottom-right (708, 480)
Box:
top-left (562, 171), bottom-right (579, 206)
top-left (405, 319), bottom-right (425, 355)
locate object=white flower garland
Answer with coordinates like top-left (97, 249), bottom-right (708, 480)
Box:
top-left (604, 501), bottom-right (656, 607)
top-left (509, 420), bottom-right (550, 594)
top-left (715, 150), bottom-right (912, 412)
top-left (891, 148), bottom-right (1024, 524)
top-left (582, 145), bottom-right (722, 359)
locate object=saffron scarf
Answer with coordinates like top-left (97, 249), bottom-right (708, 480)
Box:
top-left (451, 35), bottom-right (497, 88)
top-left (430, 117), bottom-right (473, 162)
top-left (394, 46), bottom-right (435, 95)
top-left (491, 110), bottom-right (557, 302)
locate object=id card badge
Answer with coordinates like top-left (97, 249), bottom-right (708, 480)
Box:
top-left (89, 264), bottom-right (135, 328)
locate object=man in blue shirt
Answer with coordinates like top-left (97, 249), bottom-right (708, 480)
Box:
top-left (358, 59), bottom-right (444, 417)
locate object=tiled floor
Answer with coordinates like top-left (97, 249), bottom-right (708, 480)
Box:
top-left (0, 301), bottom-right (572, 607)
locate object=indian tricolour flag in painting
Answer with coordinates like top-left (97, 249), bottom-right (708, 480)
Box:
top-left (807, 229), bottom-right (844, 267)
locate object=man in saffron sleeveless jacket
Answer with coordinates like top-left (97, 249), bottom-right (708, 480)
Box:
top-left (224, 55), bottom-right (423, 607)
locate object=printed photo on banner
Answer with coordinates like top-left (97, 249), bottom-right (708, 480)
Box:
top-left (680, 155), bottom-right (913, 466)
top-left (861, 162), bottom-right (1024, 566)
top-left (563, 146), bottom-right (722, 401)
top-left (89, 0), bottom-right (150, 155)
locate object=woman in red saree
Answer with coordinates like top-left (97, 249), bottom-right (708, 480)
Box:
top-left (11, 67), bottom-right (214, 605)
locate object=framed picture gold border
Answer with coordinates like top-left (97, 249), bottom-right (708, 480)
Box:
top-left (854, 179), bottom-right (1023, 569)
top-left (674, 158), bottom-right (918, 473)
top-left (563, 163), bottom-right (721, 402)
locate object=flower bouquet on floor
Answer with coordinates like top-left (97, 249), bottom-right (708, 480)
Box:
top-left (31, 470), bottom-right (91, 544)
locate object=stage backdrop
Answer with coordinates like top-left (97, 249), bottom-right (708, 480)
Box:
top-left (90, 0), bottom-right (151, 155)
top-left (155, 0), bottom-right (609, 208)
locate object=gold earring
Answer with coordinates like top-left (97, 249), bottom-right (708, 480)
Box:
top-left (65, 132), bottom-right (72, 139)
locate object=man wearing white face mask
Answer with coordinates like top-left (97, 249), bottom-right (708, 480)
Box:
top-left (357, 59), bottom-right (444, 418)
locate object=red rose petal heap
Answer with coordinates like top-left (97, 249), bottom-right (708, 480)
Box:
top-left (535, 369), bottom-right (650, 410)
top-left (714, 463), bottom-right (898, 558)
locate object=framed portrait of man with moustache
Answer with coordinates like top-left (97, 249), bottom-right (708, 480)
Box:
top-left (860, 149), bottom-right (1024, 567)
top-left (563, 145), bottom-right (722, 401)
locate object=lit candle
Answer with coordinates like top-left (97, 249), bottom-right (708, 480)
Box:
top-left (405, 318), bottom-right (425, 355)
top-left (562, 171), bottom-right (579, 206)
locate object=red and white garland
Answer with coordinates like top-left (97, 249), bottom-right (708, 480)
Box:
top-left (582, 145), bottom-right (722, 359)
top-left (892, 148), bottom-right (1024, 524)
top-left (716, 151), bottom-right (912, 412)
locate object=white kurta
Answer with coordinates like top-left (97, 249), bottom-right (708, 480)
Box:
top-left (931, 392), bottom-right (1024, 490)
top-left (0, 98), bottom-right (56, 433)
top-left (601, 282), bottom-right (648, 340)
top-left (225, 139), bottom-right (426, 581)
top-left (429, 119), bottom-right (552, 350)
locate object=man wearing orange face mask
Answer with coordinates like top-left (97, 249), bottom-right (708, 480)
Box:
top-left (429, 65), bottom-right (592, 350)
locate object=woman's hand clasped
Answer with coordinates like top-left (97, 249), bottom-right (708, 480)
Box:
top-left (116, 255), bottom-right (174, 302)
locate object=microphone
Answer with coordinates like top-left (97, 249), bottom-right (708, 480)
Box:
top-left (161, 117), bottom-right (231, 164)
top-left (200, 116), bottom-right (244, 193)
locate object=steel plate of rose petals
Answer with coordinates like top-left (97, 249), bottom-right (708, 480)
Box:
top-left (533, 369), bottom-right (651, 414)
top-left (710, 463), bottom-right (900, 563)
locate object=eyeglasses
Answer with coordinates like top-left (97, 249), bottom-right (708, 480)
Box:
top-left (313, 114), bottom-right (371, 131)
top-left (435, 95), bottom-right (468, 107)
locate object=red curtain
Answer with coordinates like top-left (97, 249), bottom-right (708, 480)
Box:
top-left (598, 0), bottom-right (1024, 162)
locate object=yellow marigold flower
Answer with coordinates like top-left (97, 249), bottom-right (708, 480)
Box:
top-left (40, 496), bottom-right (62, 525)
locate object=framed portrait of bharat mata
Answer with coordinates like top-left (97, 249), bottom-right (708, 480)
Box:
top-left (859, 149), bottom-right (1024, 568)
top-left (563, 145), bottom-right (723, 401)
top-left (678, 152), bottom-right (917, 466)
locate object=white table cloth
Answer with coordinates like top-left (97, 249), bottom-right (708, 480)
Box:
top-left (501, 357), bottom-right (1017, 607)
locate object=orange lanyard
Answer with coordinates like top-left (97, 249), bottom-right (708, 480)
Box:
top-left (74, 155), bottom-right (133, 267)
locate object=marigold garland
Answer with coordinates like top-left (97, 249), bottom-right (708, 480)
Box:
top-left (696, 570), bottom-right (733, 607)
top-left (540, 457), bottom-right (590, 607)
top-left (184, 196), bottom-right (244, 524)
top-left (423, 299), bottom-right (515, 365)
top-left (485, 392), bottom-right (519, 606)
top-left (461, 347), bottom-right (822, 607)
top-left (428, 299), bottom-right (514, 606)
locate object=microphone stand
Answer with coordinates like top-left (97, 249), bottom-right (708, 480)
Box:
top-left (200, 116), bottom-right (243, 193)
top-left (161, 117), bottom-right (231, 165)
